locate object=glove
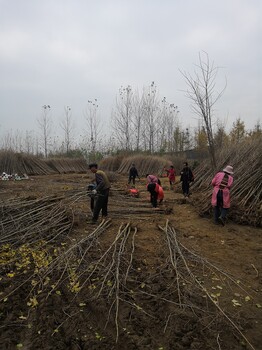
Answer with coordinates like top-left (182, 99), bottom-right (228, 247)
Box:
top-left (92, 189), bottom-right (97, 195)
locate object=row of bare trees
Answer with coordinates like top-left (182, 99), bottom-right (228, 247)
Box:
top-left (1, 102), bottom-right (260, 162)
top-left (1, 110), bottom-right (260, 161)
top-left (0, 102), bottom-right (103, 160)
top-left (0, 53), bottom-right (261, 165)
top-left (111, 82), bottom-right (182, 153)
top-left (111, 52), bottom-right (260, 171)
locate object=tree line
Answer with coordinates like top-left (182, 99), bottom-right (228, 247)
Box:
top-left (1, 53), bottom-right (261, 167)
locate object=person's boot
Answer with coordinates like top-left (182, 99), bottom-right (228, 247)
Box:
top-left (218, 216), bottom-right (225, 226)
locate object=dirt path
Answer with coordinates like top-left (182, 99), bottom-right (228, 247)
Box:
top-left (0, 173), bottom-right (261, 350)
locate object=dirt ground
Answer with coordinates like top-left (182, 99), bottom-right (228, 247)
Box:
top-left (0, 173), bottom-right (261, 350)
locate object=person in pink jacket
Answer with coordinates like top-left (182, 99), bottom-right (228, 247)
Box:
top-left (211, 165), bottom-right (234, 225)
top-left (146, 174), bottom-right (161, 185)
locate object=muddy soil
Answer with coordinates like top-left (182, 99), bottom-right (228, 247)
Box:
top-left (0, 173), bottom-right (261, 350)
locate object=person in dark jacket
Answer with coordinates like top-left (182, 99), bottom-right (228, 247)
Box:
top-left (128, 164), bottom-right (140, 185)
top-left (180, 162), bottom-right (194, 197)
top-left (89, 163), bottom-right (111, 223)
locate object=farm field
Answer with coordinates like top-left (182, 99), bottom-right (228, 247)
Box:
top-left (0, 173), bottom-right (262, 350)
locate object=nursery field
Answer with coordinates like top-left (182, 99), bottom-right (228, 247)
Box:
top-left (0, 173), bottom-right (262, 350)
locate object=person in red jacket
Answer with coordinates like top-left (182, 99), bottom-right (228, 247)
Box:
top-left (166, 165), bottom-right (176, 189)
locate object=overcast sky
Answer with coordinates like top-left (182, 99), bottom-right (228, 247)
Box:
top-left (0, 0), bottom-right (261, 140)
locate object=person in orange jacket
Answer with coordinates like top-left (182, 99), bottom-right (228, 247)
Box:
top-left (147, 182), bottom-right (164, 208)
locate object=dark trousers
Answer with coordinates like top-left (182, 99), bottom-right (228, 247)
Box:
top-left (214, 189), bottom-right (228, 222)
top-left (90, 197), bottom-right (95, 212)
top-left (147, 183), bottom-right (158, 208)
top-left (93, 189), bottom-right (109, 221)
top-left (128, 176), bottom-right (136, 185)
top-left (182, 181), bottom-right (190, 196)
top-left (149, 191), bottom-right (158, 207)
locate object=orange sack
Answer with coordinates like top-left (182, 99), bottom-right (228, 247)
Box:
top-left (129, 188), bottom-right (139, 197)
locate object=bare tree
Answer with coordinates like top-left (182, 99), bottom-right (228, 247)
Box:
top-left (165, 103), bottom-right (180, 152)
top-left (38, 105), bottom-right (52, 158)
top-left (84, 99), bottom-right (101, 160)
top-left (112, 86), bottom-right (134, 150)
top-left (178, 128), bottom-right (188, 152)
top-left (60, 106), bottom-right (74, 155)
top-left (1, 129), bottom-right (23, 152)
top-left (111, 82), bottom-right (180, 153)
top-left (156, 99), bottom-right (180, 152)
top-left (1, 130), bottom-right (12, 150)
top-left (141, 82), bottom-right (159, 153)
top-left (173, 125), bottom-right (182, 152)
top-left (157, 97), bottom-right (169, 151)
top-left (23, 130), bottom-right (35, 154)
top-left (180, 52), bottom-right (226, 170)
top-left (132, 89), bottom-right (143, 151)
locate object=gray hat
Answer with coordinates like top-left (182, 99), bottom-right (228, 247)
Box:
top-left (223, 165), bottom-right (234, 175)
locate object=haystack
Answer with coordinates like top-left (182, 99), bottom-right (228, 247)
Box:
top-left (117, 155), bottom-right (172, 176)
top-left (0, 151), bottom-right (88, 176)
top-left (44, 158), bottom-right (88, 174)
top-left (99, 155), bottom-right (125, 172)
top-left (0, 151), bottom-right (53, 175)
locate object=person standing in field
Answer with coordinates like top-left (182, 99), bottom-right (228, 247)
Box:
top-left (166, 165), bottom-right (176, 189)
top-left (128, 164), bottom-right (140, 186)
top-left (89, 163), bottom-right (111, 223)
top-left (211, 165), bottom-right (234, 226)
top-left (180, 162), bottom-right (194, 197)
